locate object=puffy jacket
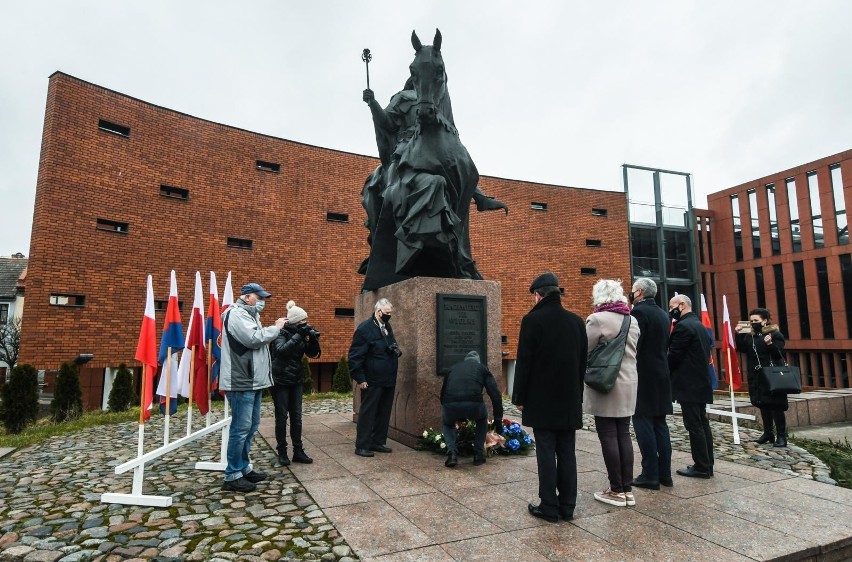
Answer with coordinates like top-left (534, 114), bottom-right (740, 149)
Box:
top-left (348, 316), bottom-right (399, 387)
top-left (736, 326), bottom-right (787, 410)
top-left (219, 299), bottom-right (280, 392)
top-left (271, 326), bottom-right (321, 386)
top-left (441, 351), bottom-right (503, 420)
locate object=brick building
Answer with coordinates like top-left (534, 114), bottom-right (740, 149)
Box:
top-left (702, 150), bottom-right (852, 389)
top-left (20, 72), bottom-right (630, 409)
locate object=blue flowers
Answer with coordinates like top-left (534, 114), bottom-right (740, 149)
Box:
top-left (507, 438), bottom-right (521, 451)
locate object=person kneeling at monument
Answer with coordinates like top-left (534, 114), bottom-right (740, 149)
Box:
top-left (440, 351), bottom-right (503, 468)
top-left (270, 300), bottom-right (321, 466)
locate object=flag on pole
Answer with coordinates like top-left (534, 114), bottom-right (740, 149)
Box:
top-left (700, 294), bottom-right (719, 390)
top-left (221, 271), bottom-right (234, 313)
top-left (176, 271), bottom-right (208, 415)
top-left (134, 275), bottom-right (157, 422)
top-left (156, 270), bottom-right (184, 414)
top-left (722, 295), bottom-right (743, 391)
top-left (206, 272), bottom-right (222, 393)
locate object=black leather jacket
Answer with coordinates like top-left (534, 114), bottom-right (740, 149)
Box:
top-left (271, 326), bottom-right (321, 386)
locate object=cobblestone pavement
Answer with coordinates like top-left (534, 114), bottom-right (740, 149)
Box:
top-left (0, 397), bottom-right (834, 561)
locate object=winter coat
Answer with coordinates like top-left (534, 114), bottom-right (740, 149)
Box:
top-left (630, 297), bottom-right (673, 416)
top-left (441, 351), bottom-right (503, 421)
top-left (348, 316), bottom-right (399, 387)
top-left (511, 293), bottom-right (587, 430)
top-left (668, 311), bottom-right (713, 404)
top-left (736, 325), bottom-right (788, 411)
top-left (219, 299), bottom-right (280, 392)
top-left (271, 326), bottom-right (321, 387)
top-left (583, 310), bottom-right (640, 418)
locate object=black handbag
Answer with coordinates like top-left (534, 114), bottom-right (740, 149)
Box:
top-left (584, 314), bottom-right (631, 393)
top-left (753, 336), bottom-right (802, 394)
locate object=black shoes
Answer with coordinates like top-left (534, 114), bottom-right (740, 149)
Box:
top-left (559, 509), bottom-right (574, 521)
top-left (774, 435), bottom-right (788, 448)
top-left (630, 476), bottom-right (660, 490)
top-left (445, 452), bottom-right (458, 468)
top-left (355, 448), bottom-right (375, 457)
top-left (292, 448), bottom-right (314, 463)
top-left (222, 477), bottom-right (257, 493)
top-left (677, 467), bottom-right (712, 479)
top-left (660, 477), bottom-right (674, 487)
top-left (370, 445), bottom-right (392, 453)
top-left (473, 452), bottom-right (486, 466)
top-left (244, 470), bottom-right (267, 483)
top-left (278, 453), bottom-right (291, 467)
top-left (528, 503), bottom-right (558, 523)
top-left (755, 433), bottom-right (775, 445)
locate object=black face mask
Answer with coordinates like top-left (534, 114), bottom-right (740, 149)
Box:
top-left (751, 322), bottom-right (763, 334)
top-left (380, 313), bottom-right (391, 324)
top-left (628, 291), bottom-right (636, 304)
top-left (669, 306), bottom-right (682, 321)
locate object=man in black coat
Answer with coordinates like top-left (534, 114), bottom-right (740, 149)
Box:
top-left (629, 278), bottom-right (674, 490)
top-left (348, 298), bottom-right (400, 457)
top-left (440, 350), bottom-right (503, 468)
top-left (512, 272), bottom-right (587, 523)
top-left (667, 295), bottom-right (714, 478)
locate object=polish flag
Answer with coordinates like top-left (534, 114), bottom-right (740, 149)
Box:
top-left (722, 295), bottom-right (743, 391)
top-left (176, 271), bottom-right (208, 415)
top-left (221, 271), bottom-right (234, 313)
top-left (134, 275), bottom-right (157, 422)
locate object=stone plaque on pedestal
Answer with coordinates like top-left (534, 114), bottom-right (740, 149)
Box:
top-left (353, 277), bottom-right (501, 447)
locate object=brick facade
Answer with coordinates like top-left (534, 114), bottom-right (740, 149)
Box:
top-left (20, 73), bottom-right (630, 404)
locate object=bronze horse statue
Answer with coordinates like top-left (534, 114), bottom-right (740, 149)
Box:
top-left (360, 29), bottom-right (506, 291)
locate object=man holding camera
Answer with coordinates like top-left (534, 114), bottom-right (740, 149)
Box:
top-left (349, 298), bottom-right (400, 457)
top-left (271, 300), bottom-right (321, 466)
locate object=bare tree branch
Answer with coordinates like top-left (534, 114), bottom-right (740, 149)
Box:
top-left (0, 318), bottom-right (22, 368)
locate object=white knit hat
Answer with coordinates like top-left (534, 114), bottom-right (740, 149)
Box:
top-left (286, 300), bottom-right (308, 324)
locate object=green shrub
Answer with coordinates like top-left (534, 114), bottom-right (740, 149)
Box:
top-left (301, 357), bottom-right (313, 394)
top-left (332, 356), bottom-right (352, 394)
top-left (51, 362), bottom-right (83, 423)
top-left (107, 363), bottom-right (136, 412)
top-left (0, 364), bottom-right (39, 434)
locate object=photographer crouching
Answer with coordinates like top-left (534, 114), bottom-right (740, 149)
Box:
top-left (270, 300), bottom-right (321, 466)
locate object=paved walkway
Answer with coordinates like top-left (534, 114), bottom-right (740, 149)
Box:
top-left (0, 398), bottom-right (849, 561)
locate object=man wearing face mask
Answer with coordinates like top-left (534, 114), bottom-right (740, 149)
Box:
top-left (220, 283), bottom-right (287, 493)
top-left (348, 298), bottom-right (400, 457)
top-left (666, 295), bottom-right (714, 479)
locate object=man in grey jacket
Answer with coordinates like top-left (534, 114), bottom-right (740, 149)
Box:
top-left (220, 282), bottom-right (286, 493)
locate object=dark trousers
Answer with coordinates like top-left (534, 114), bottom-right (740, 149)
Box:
top-left (533, 428), bottom-right (577, 518)
top-left (760, 408), bottom-right (787, 437)
top-left (441, 402), bottom-right (488, 455)
top-left (594, 416), bottom-right (634, 493)
top-left (270, 383), bottom-right (304, 455)
top-left (356, 385), bottom-right (395, 450)
top-left (680, 402), bottom-right (714, 473)
top-left (632, 414), bottom-right (672, 482)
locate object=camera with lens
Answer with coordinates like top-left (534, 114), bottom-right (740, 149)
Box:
top-left (299, 323), bottom-right (321, 340)
top-left (387, 342), bottom-right (403, 358)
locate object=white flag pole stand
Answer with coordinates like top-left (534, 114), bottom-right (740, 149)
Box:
top-left (101, 423), bottom-right (172, 507)
top-left (196, 395), bottom-right (229, 471)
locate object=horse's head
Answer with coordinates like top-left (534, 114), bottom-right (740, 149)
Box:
top-left (410, 29), bottom-right (446, 127)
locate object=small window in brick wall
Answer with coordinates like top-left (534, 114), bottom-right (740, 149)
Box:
top-left (160, 185), bottom-right (189, 201)
top-left (335, 308), bottom-right (355, 318)
top-left (256, 160), bottom-right (280, 173)
top-left (155, 300), bottom-right (184, 312)
top-left (227, 237), bottom-right (253, 250)
top-left (580, 268), bottom-right (597, 275)
top-left (591, 208), bottom-right (608, 217)
top-left (327, 212), bottom-right (349, 223)
top-left (559, 287), bottom-right (566, 295)
top-left (96, 218), bottom-right (129, 234)
top-left (531, 202), bottom-right (548, 211)
top-left (500, 334), bottom-right (508, 344)
top-left (50, 294), bottom-right (86, 307)
top-left (586, 239), bottom-right (602, 247)
top-left (98, 119), bottom-right (130, 138)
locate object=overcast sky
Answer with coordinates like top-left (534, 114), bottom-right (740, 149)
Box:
top-left (1, 1), bottom-right (850, 257)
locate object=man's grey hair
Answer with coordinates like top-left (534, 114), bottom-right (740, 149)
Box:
top-left (672, 294), bottom-right (692, 309)
top-left (374, 298), bottom-right (393, 312)
top-left (592, 279), bottom-right (627, 306)
top-left (633, 278), bottom-right (657, 297)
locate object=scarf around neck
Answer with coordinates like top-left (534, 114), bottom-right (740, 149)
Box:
top-left (593, 301), bottom-right (631, 315)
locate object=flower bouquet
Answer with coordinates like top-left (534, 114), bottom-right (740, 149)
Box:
top-left (418, 418), bottom-right (534, 457)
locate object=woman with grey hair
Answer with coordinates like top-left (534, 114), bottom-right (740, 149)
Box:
top-left (584, 279), bottom-right (641, 507)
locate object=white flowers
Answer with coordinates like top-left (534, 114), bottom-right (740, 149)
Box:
top-left (423, 430), bottom-right (429, 438)
top-left (440, 442), bottom-right (446, 449)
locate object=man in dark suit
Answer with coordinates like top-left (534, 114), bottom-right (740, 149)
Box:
top-left (629, 278), bottom-right (674, 490)
top-left (512, 272), bottom-right (587, 523)
top-left (349, 298), bottom-right (400, 457)
top-left (667, 295), bottom-right (714, 478)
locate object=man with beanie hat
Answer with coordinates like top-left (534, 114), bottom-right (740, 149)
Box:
top-left (220, 282), bottom-right (287, 493)
top-left (271, 300), bottom-right (321, 466)
top-left (440, 351), bottom-right (503, 468)
top-left (513, 272), bottom-right (587, 522)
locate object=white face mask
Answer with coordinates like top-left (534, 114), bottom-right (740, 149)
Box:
top-left (254, 299), bottom-right (266, 312)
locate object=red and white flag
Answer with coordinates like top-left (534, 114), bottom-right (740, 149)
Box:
top-left (722, 295), bottom-right (743, 391)
top-left (221, 271), bottom-right (234, 314)
top-left (134, 275), bottom-right (157, 422)
top-left (176, 271), bottom-right (209, 415)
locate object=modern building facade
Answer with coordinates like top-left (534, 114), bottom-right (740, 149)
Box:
top-left (20, 72), bottom-right (631, 409)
